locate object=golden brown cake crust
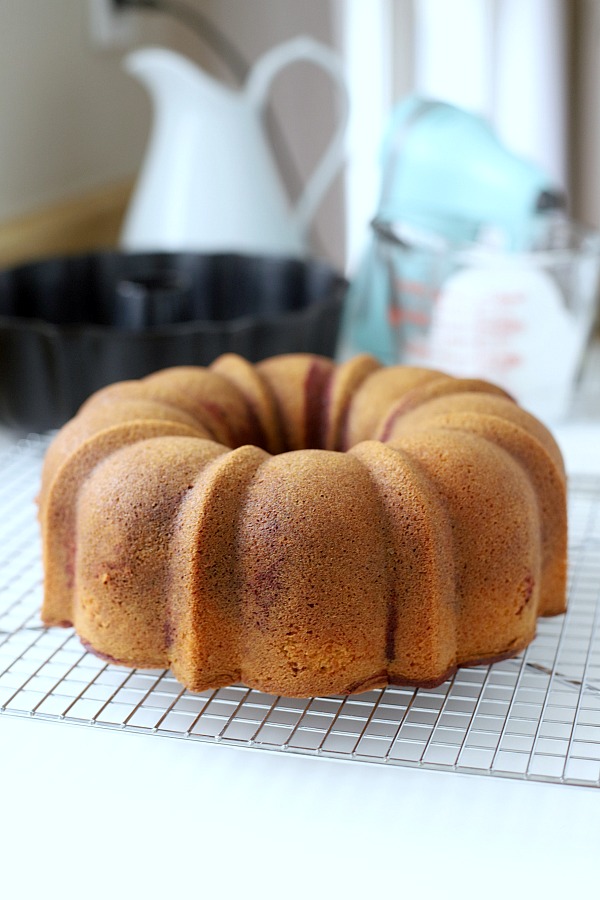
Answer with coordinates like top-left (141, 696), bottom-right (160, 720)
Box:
top-left (38, 353), bottom-right (568, 697)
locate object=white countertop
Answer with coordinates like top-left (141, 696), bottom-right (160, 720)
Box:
top-left (2, 711), bottom-right (599, 900)
top-left (1, 353), bottom-right (600, 900)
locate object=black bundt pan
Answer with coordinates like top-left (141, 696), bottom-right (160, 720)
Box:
top-left (0, 251), bottom-right (347, 431)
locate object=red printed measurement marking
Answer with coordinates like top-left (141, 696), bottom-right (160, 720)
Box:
top-left (388, 308), bottom-right (430, 327)
top-left (489, 352), bottom-right (523, 372)
top-left (477, 318), bottom-right (525, 337)
top-left (392, 278), bottom-right (438, 298)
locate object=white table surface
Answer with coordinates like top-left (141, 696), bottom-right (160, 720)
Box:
top-left (1, 359), bottom-right (599, 900)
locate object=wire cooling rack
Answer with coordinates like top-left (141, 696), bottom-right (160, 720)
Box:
top-left (1, 433), bottom-right (600, 788)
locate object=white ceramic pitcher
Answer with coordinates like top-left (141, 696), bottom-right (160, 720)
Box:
top-left (120, 37), bottom-right (349, 257)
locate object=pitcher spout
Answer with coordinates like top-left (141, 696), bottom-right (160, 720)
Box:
top-left (124, 46), bottom-right (235, 110)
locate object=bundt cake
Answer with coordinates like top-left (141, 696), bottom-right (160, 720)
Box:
top-left (38, 352), bottom-right (567, 697)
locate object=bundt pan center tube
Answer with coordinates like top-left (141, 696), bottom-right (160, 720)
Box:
top-left (38, 352), bottom-right (567, 698)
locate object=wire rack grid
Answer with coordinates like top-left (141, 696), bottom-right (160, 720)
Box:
top-left (1, 433), bottom-right (600, 788)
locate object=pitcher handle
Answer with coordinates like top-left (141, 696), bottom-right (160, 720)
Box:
top-left (245, 36), bottom-right (349, 240)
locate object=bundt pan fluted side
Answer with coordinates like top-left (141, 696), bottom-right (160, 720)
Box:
top-left (0, 251), bottom-right (346, 431)
top-left (39, 352), bottom-right (568, 698)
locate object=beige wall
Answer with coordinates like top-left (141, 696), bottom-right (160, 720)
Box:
top-left (0, 0), bottom-right (171, 220)
top-left (0, 0), bottom-right (343, 264)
